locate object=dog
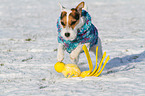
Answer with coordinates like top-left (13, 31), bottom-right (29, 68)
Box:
top-left (57, 2), bottom-right (103, 64)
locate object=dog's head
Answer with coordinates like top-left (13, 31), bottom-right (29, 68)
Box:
top-left (59, 2), bottom-right (85, 41)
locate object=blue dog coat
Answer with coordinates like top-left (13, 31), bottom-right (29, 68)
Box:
top-left (57, 10), bottom-right (98, 53)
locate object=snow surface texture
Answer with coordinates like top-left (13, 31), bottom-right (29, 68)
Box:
top-left (0, 0), bottom-right (145, 96)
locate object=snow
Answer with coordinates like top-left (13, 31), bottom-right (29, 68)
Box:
top-left (0, 0), bottom-right (145, 96)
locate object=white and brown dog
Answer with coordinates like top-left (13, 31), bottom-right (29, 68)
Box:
top-left (57, 2), bottom-right (103, 64)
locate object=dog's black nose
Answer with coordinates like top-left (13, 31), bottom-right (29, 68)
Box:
top-left (65, 33), bottom-right (70, 37)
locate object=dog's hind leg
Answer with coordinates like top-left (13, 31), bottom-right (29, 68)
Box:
top-left (90, 37), bottom-right (103, 62)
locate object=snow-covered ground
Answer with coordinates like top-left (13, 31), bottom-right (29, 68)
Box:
top-left (0, 0), bottom-right (145, 95)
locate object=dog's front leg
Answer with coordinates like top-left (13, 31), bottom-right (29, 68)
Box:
top-left (70, 43), bottom-right (90, 64)
top-left (57, 43), bottom-right (65, 62)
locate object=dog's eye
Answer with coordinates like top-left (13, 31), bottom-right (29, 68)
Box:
top-left (71, 21), bottom-right (76, 25)
top-left (61, 21), bottom-right (65, 26)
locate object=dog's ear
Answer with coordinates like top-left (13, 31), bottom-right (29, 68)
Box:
top-left (76, 2), bottom-right (85, 15)
top-left (58, 2), bottom-right (65, 11)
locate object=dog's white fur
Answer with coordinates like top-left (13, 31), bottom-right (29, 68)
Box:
top-left (57, 2), bottom-right (103, 64)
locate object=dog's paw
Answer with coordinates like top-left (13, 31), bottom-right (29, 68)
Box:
top-left (70, 52), bottom-right (79, 64)
top-left (70, 52), bottom-right (78, 60)
top-left (57, 53), bottom-right (64, 62)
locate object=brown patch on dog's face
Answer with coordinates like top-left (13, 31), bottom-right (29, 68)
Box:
top-left (60, 11), bottom-right (67, 28)
top-left (60, 9), bottom-right (80, 29)
top-left (60, 2), bottom-right (84, 30)
top-left (68, 9), bottom-right (80, 29)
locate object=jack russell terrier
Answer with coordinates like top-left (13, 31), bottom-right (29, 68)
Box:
top-left (57, 2), bottom-right (103, 64)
